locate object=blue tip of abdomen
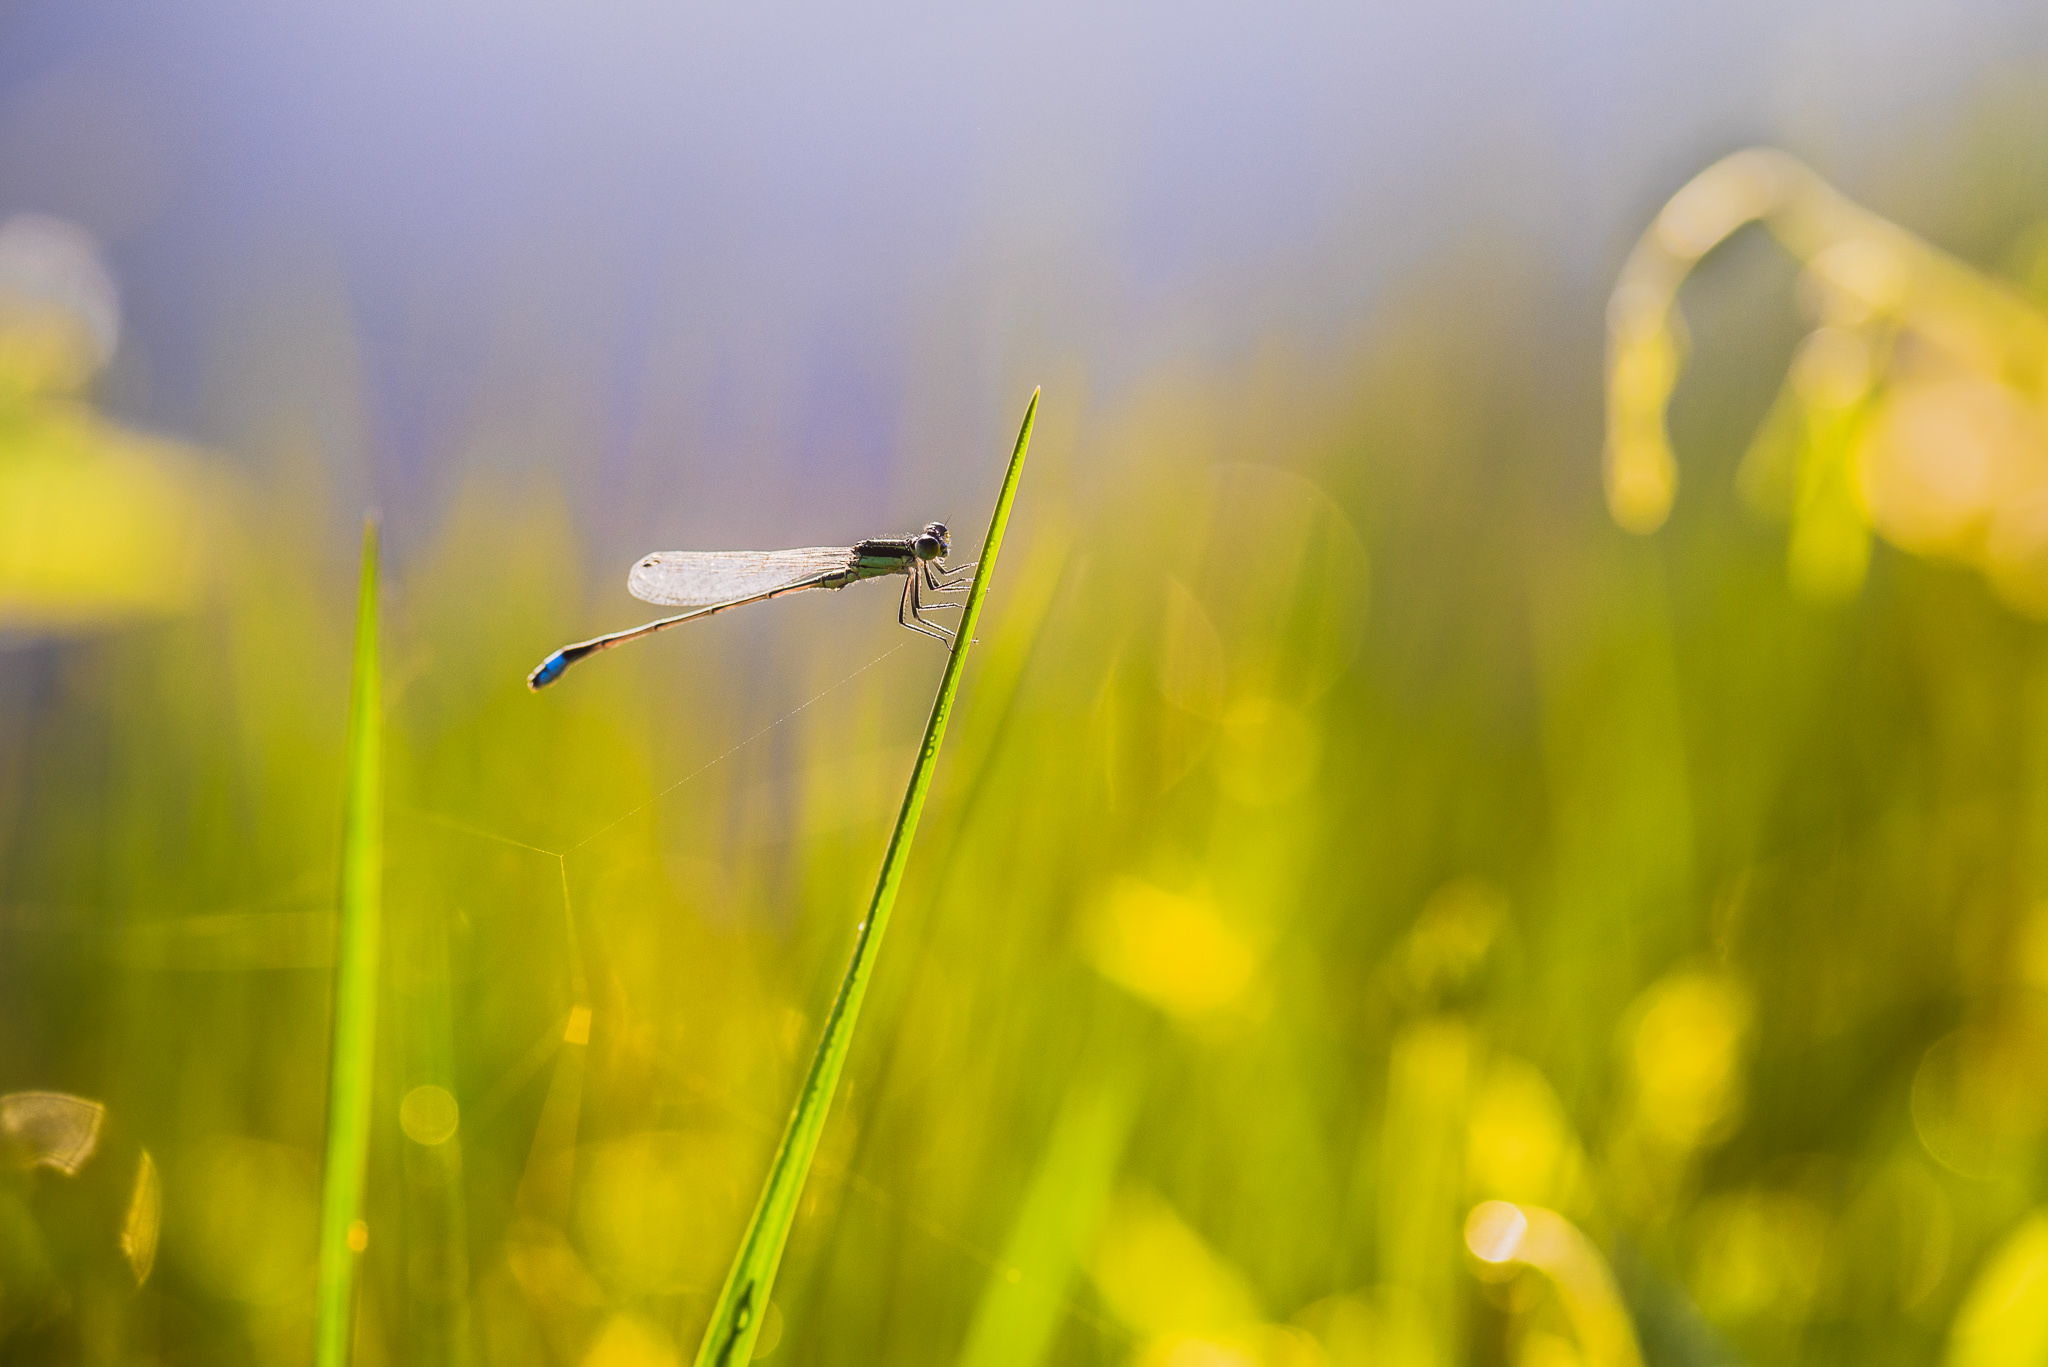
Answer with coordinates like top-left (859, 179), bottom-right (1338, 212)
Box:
top-left (528, 651), bottom-right (568, 690)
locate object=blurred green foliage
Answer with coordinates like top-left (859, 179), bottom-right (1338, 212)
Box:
top-left (11, 164), bottom-right (2048, 1367)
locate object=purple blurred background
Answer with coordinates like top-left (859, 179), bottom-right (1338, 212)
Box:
top-left (3, 1), bottom-right (2044, 558)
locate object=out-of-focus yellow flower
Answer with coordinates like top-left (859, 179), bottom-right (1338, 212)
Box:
top-left (1467, 1057), bottom-right (1591, 1215)
top-left (0, 214), bottom-right (224, 632)
top-left (1090, 1187), bottom-right (1318, 1367)
top-left (579, 1314), bottom-right (681, 1367)
top-left (1604, 325), bottom-right (1683, 534)
top-left (1856, 375), bottom-right (2047, 558)
top-left (1651, 149), bottom-right (1792, 261)
top-left (1138, 1336), bottom-right (1261, 1367)
top-left (1604, 149), bottom-right (1802, 534)
top-left (1091, 1186), bottom-right (1262, 1341)
top-left (1463, 1202), bottom-right (1644, 1367)
top-left (1084, 877), bottom-right (1259, 1017)
top-left (0, 413), bottom-right (220, 628)
top-left (1944, 1209), bottom-right (2048, 1367)
top-left (1603, 147), bottom-right (2048, 621)
top-left (1803, 238), bottom-right (1910, 326)
top-left (1517, 1329), bottom-right (1586, 1367)
top-left (1623, 970), bottom-right (1751, 1150)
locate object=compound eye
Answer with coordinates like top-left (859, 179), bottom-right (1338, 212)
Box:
top-left (914, 534), bottom-right (942, 560)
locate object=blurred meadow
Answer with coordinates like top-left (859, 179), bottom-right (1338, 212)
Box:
top-left (11, 4), bottom-right (2048, 1367)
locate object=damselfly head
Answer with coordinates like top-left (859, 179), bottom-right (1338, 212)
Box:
top-left (914, 523), bottom-right (949, 560)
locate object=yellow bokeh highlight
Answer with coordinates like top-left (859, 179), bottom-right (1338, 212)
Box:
top-left (1091, 1186), bottom-right (1262, 1342)
top-left (1518, 1329), bottom-right (1586, 1367)
top-left (399, 1084), bottom-right (461, 1146)
top-left (0, 213), bottom-right (222, 633)
top-left (1461, 1202), bottom-right (1644, 1367)
top-left (1910, 1017), bottom-right (2048, 1178)
top-left (1467, 1057), bottom-right (1590, 1214)
top-left (1624, 970), bottom-right (1750, 1150)
top-left (0, 413), bottom-right (218, 629)
top-left (1856, 376), bottom-right (2047, 557)
top-left (1135, 1330), bottom-right (1327, 1367)
top-left (121, 1149), bottom-right (161, 1286)
top-left (750, 1303), bottom-right (784, 1359)
top-left (1466, 1200), bottom-right (1529, 1264)
top-left (580, 1314), bottom-right (680, 1367)
top-left (1139, 1336), bottom-right (1261, 1367)
top-left (1945, 1210), bottom-right (2048, 1367)
top-left (1086, 1183), bottom-right (1332, 1367)
top-left (1084, 877), bottom-right (1258, 1017)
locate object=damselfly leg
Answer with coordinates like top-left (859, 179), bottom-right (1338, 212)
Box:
top-left (915, 570), bottom-right (960, 635)
top-left (899, 572), bottom-right (955, 643)
top-left (924, 560), bottom-right (976, 592)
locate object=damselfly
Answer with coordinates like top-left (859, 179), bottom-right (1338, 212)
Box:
top-left (528, 522), bottom-right (972, 689)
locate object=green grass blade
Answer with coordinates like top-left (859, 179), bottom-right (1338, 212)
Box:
top-left (691, 389), bottom-right (1040, 1367)
top-left (956, 1060), bottom-right (1139, 1367)
top-left (315, 516), bottom-right (385, 1367)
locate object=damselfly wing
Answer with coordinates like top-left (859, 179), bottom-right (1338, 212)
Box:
top-left (527, 522), bottom-right (972, 690)
top-left (626, 547), bottom-right (858, 608)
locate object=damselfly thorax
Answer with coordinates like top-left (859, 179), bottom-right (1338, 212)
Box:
top-left (528, 522), bottom-right (971, 690)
